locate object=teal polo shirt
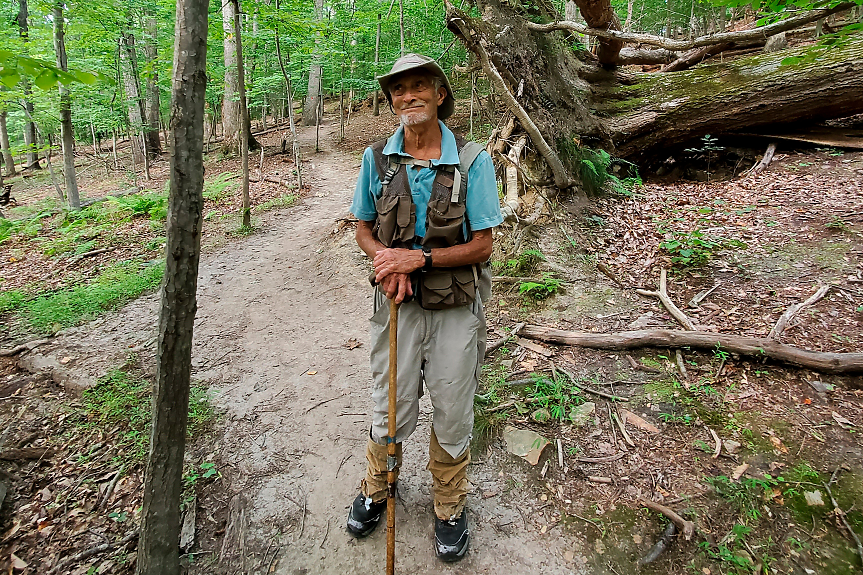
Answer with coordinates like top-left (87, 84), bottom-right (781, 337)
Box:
top-left (350, 121), bottom-right (504, 240)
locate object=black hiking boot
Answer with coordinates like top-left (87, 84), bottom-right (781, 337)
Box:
top-left (346, 492), bottom-right (386, 538)
top-left (434, 510), bottom-right (469, 562)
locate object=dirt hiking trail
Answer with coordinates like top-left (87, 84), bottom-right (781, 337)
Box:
top-left (26, 121), bottom-right (587, 574)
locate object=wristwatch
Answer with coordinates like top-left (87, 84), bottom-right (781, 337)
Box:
top-left (423, 248), bottom-right (433, 270)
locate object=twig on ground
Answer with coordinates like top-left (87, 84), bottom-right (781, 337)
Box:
top-left (707, 427), bottom-right (721, 459)
top-left (675, 349), bottom-right (689, 385)
top-left (588, 476), bottom-right (613, 484)
top-left (569, 512), bottom-right (604, 535)
top-left (319, 519), bottom-right (330, 549)
top-left (626, 354), bottom-right (660, 374)
top-left (688, 282), bottom-right (722, 308)
top-left (304, 392), bottom-right (347, 414)
top-left (485, 322), bottom-right (525, 355)
top-left (556, 366), bottom-right (629, 402)
top-left (769, 284), bottom-right (830, 340)
top-left (596, 262), bottom-right (625, 287)
top-left (46, 529), bottom-right (138, 575)
top-left (822, 476), bottom-right (863, 567)
top-left (636, 269), bottom-right (696, 331)
top-left (98, 464), bottom-right (126, 512)
top-left (641, 500), bottom-right (696, 540)
top-left (612, 411), bottom-right (635, 447)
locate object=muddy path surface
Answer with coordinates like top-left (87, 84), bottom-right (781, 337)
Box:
top-left (25, 121), bottom-right (586, 574)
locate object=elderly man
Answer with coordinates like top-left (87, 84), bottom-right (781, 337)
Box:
top-left (346, 54), bottom-right (503, 561)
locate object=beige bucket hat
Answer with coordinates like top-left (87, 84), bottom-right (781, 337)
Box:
top-left (376, 53), bottom-right (455, 120)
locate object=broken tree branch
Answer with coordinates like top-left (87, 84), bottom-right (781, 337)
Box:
top-left (641, 500), bottom-right (696, 540)
top-left (636, 269), bottom-right (696, 331)
top-left (0, 338), bottom-right (51, 357)
top-left (447, 5), bottom-right (574, 188)
top-left (519, 325), bottom-right (863, 374)
top-left (769, 284), bottom-right (830, 340)
top-left (747, 142), bottom-right (778, 176)
top-left (524, 3), bottom-right (855, 52)
top-left (556, 365), bottom-right (629, 401)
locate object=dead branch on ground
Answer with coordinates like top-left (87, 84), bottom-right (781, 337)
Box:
top-left (769, 284), bottom-right (830, 340)
top-left (746, 142), bottom-right (778, 176)
top-left (636, 269), bottom-right (696, 331)
top-left (520, 325), bottom-right (863, 374)
top-left (46, 529), bottom-right (138, 575)
top-left (641, 500), bottom-right (696, 540)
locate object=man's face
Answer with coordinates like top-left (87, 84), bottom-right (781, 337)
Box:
top-left (389, 72), bottom-right (446, 127)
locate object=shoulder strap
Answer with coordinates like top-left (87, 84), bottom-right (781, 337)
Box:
top-left (452, 141), bottom-right (484, 203)
top-left (370, 137), bottom-right (400, 198)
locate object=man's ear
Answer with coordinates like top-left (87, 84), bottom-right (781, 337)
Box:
top-left (437, 87), bottom-right (446, 106)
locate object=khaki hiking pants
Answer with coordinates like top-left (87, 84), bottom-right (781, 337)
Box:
top-left (361, 287), bottom-right (486, 519)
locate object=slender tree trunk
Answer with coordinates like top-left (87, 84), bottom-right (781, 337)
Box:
top-left (141, 133), bottom-right (151, 180)
top-left (221, 0), bottom-right (258, 154)
top-left (135, 0), bottom-right (208, 571)
top-left (143, 15), bottom-right (163, 157)
top-left (17, 0), bottom-right (41, 170)
top-left (232, 0), bottom-right (251, 228)
top-left (624, 0), bottom-right (634, 32)
top-left (399, 0), bottom-right (405, 56)
top-left (112, 129), bottom-right (118, 169)
top-left (0, 108), bottom-right (15, 177)
top-left (91, 122), bottom-right (100, 157)
top-left (54, 0), bottom-right (80, 210)
top-left (120, 31), bottom-right (147, 164)
top-left (274, 10), bottom-right (303, 189)
top-left (44, 134), bottom-right (64, 204)
top-left (374, 13), bottom-right (381, 116)
top-left (303, 0), bottom-right (325, 125)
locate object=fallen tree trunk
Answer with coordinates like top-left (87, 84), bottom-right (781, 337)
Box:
top-left (520, 325), bottom-right (863, 374)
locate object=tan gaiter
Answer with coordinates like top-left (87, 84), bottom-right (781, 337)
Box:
top-left (427, 428), bottom-right (470, 520)
top-left (361, 437), bottom-right (403, 503)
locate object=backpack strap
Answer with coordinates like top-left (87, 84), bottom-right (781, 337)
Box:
top-left (452, 141), bottom-right (484, 203)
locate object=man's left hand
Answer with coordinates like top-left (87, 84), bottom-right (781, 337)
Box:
top-left (373, 248), bottom-right (424, 283)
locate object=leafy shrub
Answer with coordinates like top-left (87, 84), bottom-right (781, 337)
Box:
top-left (519, 273), bottom-right (563, 300)
top-left (492, 248), bottom-right (545, 276)
top-left (107, 192), bottom-right (167, 220)
top-left (203, 171), bottom-right (239, 202)
top-left (660, 229), bottom-right (746, 267)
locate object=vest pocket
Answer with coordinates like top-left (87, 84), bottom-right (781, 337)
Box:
top-left (421, 199), bottom-right (465, 249)
top-left (418, 266), bottom-right (476, 310)
top-left (374, 194), bottom-right (415, 247)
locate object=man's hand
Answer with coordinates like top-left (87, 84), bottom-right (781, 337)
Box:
top-left (380, 272), bottom-right (413, 303)
top-left (373, 248), bottom-right (424, 283)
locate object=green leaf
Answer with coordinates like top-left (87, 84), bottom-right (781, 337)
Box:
top-left (0, 71), bottom-right (20, 88)
top-left (72, 70), bottom-right (99, 85)
top-left (34, 69), bottom-right (59, 90)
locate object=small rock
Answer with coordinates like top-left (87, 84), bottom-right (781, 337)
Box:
top-left (723, 440), bottom-right (741, 454)
top-left (570, 402), bottom-right (596, 427)
top-left (564, 550), bottom-right (574, 562)
top-left (632, 534), bottom-right (642, 544)
top-left (531, 408), bottom-right (551, 424)
top-left (503, 426), bottom-right (550, 466)
top-left (808, 380), bottom-right (834, 393)
top-left (804, 491), bottom-right (825, 506)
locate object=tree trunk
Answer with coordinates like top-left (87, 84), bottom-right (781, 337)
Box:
top-left (221, 0), bottom-right (259, 154)
top-left (120, 31), bottom-right (147, 164)
top-left (142, 15), bottom-right (163, 157)
top-left (54, 1), bottom-right (80, 210)
top-left (135, 0), bottom-right (207, 573)
top-left (608, 36), bottom-right (863, 164)
top-left (17, 0), bottom-right (40, 170)
top-left (0, 108), bottom-right (15, 177)
top-left (303, 0), bottom-right (325, 126)
top-left (232, 0), bottom-right (251, 228)
top-left (274, 6), bottom-right (303, 189)
top-left (374, 13), bottom-right (381, 116)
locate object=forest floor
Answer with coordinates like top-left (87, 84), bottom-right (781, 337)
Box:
top-left (0, 101), bottom-right (861, 575)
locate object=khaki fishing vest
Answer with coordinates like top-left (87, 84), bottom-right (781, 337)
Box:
top-left (370, 134), bottom-right (486, 310)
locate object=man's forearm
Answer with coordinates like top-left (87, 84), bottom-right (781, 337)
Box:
top-left (427, 229), bottom-right (493, 268)
top-left (356, 220), bottom-right (385, 259)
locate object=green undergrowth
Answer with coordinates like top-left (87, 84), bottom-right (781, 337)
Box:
top-left (73, 363), bottom-right (215, 463)
top-left (255, 192), bottom-right (298, 212)
top-left (1, 259), bottom-right (164, 333)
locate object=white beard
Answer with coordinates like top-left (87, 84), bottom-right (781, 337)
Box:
top-left (398, 107), bottom-right (433, 126)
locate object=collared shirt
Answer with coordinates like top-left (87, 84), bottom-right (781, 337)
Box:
top-left (350, 121), bottom-right (504, 239)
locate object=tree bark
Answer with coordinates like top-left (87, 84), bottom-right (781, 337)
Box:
top-left (221, 0), bottom-right (259, 154)
top-left (520, 325), bottom-right (863, 374)
top-left (274, 6), bottom-right (303, 189)
top-left (135, 0), bottom-right (208, 573)
top-left (0, 107), bottom-right (15, 177)
top-left (303, 0), bottom-right (325, 126)
top-left (142, 15), bottom-right (163, 157)
top-left (608, 36), bottom-right (863, 163)
top-left (120, 31), bottom-right (147, 164)
top-left (17, 0), bottom-right (40, 170)
top-left (54, 0), bottom-right (80, 210)
top-left (573, 0), bottom-right (624, 65)
top-left (232, 0), bottom-right (251, 228)
top-left (374, 13), bottom-right (381, 116)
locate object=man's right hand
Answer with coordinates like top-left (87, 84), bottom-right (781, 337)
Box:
top-left (380, 272), bottom-right (413, 304)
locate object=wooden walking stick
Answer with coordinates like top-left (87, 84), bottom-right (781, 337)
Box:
top-left (386, 298), bottom-right (399, 575)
